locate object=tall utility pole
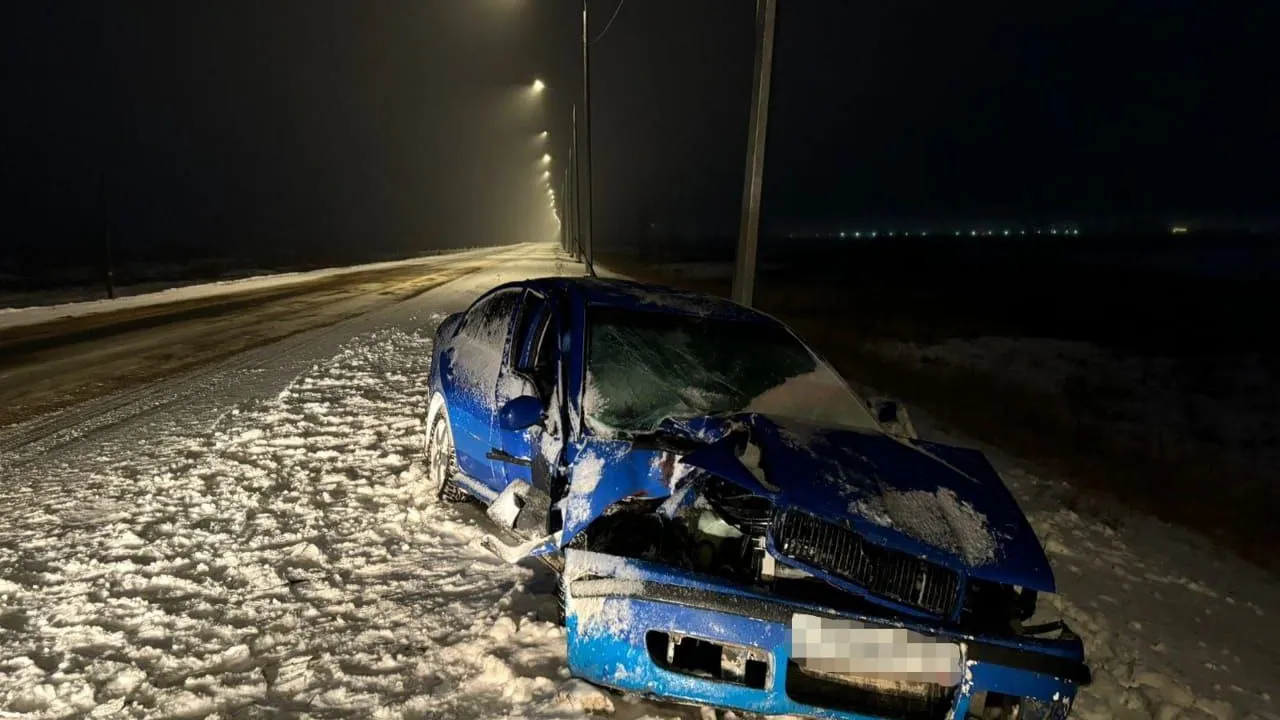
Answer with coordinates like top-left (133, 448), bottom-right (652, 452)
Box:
top-left (561, 167), bottom-right (570, 252)
top-left (570, 104), bottom-right (582, 260)
top-left (731, 0), bottom-right (778, 307)
top-left (580, 0), bottom-right (596, 276)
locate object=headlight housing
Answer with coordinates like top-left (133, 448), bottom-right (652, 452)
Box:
top-left (962, 581), bottom-right (1069, 637)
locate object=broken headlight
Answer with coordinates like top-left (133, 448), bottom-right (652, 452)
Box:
top-left (701, 477), bottom-right (773, 535)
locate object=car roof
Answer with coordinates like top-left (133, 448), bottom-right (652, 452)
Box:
top-left (522, 276), bottom-right (772, 324)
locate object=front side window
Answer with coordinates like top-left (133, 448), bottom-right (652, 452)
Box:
top-left (584, 307), bottom-right (877, 434)
top-left (512, 294), bottom-right (556, 400)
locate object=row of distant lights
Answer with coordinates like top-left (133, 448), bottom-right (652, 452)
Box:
top-left (825, 228), bottom-right (1082, 239)
top-left (531, 80), bottom-right (560, 223)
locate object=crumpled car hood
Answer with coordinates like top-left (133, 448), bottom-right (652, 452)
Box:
top-left (678, 414), bottom-right (1055, 592)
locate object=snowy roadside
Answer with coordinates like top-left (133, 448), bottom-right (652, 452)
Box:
top-left (0, 319), bottom-right (691, 719)
top-left (905, 407), bottom-right (1280, 720)
top-left (0, 246), bottom-right (510, 332)
top-left (867, 337), bottom-right (1279, 479)
top-left (3, 250), bottom-right (1276, 719)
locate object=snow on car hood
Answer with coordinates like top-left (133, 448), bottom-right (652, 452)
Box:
top-left (679, 414), bottom-right (1056, 592)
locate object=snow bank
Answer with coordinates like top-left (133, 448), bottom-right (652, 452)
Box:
top-left (0, 246), bottom-right (500, 331)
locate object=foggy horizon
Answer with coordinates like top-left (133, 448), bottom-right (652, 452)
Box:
top-left (3, 0), bottom-right (1277, 267)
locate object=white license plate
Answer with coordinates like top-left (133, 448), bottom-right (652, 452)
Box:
top-left (791, 614), bottom-right (962, 686)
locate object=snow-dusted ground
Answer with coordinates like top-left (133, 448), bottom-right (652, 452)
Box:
top-left (904, 408), bottom-right (1280, 720)
top-left (1, 247), bottom-right (1277, 719)
top-left (0, 247), bottom-right (501, 332)
top-left (0, 247), bottom-right (696, 719)
top-left (867, 337), bottom-right (1279, 479)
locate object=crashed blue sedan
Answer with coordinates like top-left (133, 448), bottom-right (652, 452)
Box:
top-left (423, 277), bottom-right (1089, 719)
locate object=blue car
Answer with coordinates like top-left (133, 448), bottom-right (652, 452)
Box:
top-left (423, 277), bottom-right (1089, 719)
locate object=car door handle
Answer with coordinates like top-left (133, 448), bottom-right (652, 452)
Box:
top-left (487, 449), bottom-right (532, 467)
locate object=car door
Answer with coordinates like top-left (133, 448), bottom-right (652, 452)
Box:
top-left (443, 286), bottom-right (524, 494)
top-left (492, 290), bottom-right (560, 491)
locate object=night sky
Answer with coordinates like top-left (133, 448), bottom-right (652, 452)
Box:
top-left (2, 1), bottom-right (1277, 268)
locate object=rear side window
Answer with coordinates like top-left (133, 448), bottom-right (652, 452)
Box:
top-left (452, 289), bottom-right (522, 396)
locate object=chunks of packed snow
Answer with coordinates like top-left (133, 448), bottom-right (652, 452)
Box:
top-left (874, 487), bottom-right (998, 566)
top-left (556, 677), bottom-right (616, 713)
top-left (847, 498), bottom-right (894, 528)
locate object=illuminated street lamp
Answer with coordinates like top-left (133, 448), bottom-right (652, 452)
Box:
top-left (541, 153), bottom-right (552, 165)
top-left (531, 78), bottom-right (546, 93)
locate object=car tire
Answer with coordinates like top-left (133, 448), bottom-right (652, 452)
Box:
top-left (425, 409), bottom-right (468, 503)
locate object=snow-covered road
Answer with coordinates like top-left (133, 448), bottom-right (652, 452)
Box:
top-left (1, 245), bottom-right (1277, 719)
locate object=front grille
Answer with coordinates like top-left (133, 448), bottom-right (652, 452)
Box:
top-left (772, 509), bottom-right (960, 616)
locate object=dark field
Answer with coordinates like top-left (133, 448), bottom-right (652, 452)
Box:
top-left (602, 231), bottom-right (1280, 574)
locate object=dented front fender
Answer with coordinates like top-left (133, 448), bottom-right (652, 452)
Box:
top-left (554, 439), bottom-right (673, 549)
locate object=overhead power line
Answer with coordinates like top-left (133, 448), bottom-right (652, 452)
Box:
top-left (590, 0), bottom-right (626, 44)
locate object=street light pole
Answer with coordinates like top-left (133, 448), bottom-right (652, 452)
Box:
top-left (731, 0), bottom-right (778, 307)
top-left (570, 103), bottom-right (582, 261)
top-left (580, 0), bottom-right (596, 276)
top-left (562, 166), bottom-right (571, 253)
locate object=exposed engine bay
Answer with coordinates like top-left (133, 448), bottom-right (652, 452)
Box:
top-left (566, 471), bottom-right (1053, 640)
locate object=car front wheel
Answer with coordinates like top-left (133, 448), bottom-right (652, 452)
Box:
top-left (425, 410), bottom-right (467, 503)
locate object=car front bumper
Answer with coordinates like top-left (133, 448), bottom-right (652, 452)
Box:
top-left (563, 550), bottom-right (1088, 720)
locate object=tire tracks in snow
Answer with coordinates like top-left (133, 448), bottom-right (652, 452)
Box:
top-left (0, 254), bottom-right (504, 463)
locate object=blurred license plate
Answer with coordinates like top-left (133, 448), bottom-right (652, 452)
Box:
top-left (791, 614), bottom-right (962, 686)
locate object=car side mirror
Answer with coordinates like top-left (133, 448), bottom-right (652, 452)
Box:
top-left (499, 395), bottom-right (545, 431)
top-left (875, 399), bottom-right (901, 425)
top-left (872, 398), bottom-right (919, 439)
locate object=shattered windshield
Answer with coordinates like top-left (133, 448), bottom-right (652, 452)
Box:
top-left (585, 306), bottom-right (878, 434)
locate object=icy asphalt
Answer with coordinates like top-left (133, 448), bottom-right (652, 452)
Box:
top-left (1, 245), bottom-right (1278, 719)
